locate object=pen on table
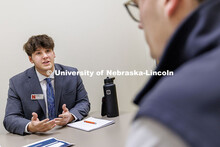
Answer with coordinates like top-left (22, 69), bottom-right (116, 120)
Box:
top-left (84, 120), bottom-right (96, 124)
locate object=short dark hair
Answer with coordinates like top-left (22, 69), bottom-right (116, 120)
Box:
top-left (23, 34), bottom-right (54, 56)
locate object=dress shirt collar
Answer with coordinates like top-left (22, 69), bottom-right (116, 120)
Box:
top-left (35, 68), bottom-right (55, 82)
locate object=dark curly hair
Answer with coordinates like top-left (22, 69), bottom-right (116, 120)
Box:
top-left (23, 34), bottom-right (54, 56)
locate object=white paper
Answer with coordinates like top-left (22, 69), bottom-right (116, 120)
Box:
top-left (67, 117), bottom-right (115, 131)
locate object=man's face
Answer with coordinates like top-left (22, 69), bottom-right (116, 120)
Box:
top-left (133, 0), bottom-right (199, 60)
top-left (29, 48), bottom-right (56, 76)
top-left (135, 0), bottom-right (166, 59)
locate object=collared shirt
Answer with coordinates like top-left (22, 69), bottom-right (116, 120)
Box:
top-left (36, 69), bottom-right (55, 119)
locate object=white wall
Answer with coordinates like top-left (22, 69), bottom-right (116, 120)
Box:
top-left (0, 0), bottom-right (155, 134)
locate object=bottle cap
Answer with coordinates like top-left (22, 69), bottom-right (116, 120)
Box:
top-left (104, 77), bottom-right (115, 84)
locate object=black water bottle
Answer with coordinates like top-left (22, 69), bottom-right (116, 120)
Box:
top-left (102, 77), bottom-right (119, 117)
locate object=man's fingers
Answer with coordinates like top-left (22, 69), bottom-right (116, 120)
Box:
top-left (29, 118), bottom-right (56, 132)
top-left (44, 123), bottom-right (56, 132)
top-left (54, 117), bottom-right (68, 126)
top-left (45, 120), bottom-right (56, 129)
top-left (58, 113), bottom-right (69, 118)
top-left (38, 118), bottom-right (50, 125)
top-left (55, 118), bottom-right (63, 121)
top-left (44, 120), bottom-right (56, 126)
top-left (55, 117), bottom-right (66, 123)
top-left (55, 118), bottom-right (62, 125)
top-left (62, 104), bottom-right (68, 112)
top-left (55, 117), bottom-right (67, 122)
top-left (62, 104), bottom-right (66, 109)
top-left (40, 122), bottom-right (56, 132)
top-left (39, 120), bottom-right (56, 132)
top-left (32, 112), bottom-right (38, 121)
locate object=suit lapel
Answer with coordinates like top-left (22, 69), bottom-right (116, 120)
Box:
top-left (54, 64), bottom-right (63, 115)
top-left (27, 67), bottom-right (47, 117)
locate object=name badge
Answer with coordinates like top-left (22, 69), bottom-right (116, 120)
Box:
top-left (31, 94), bottom-right (44, 100)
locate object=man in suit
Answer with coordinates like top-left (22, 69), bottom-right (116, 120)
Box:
top-left (3, 34), bottom-right (90, 135)
top-left (124, 0), bottom-right (220, 146)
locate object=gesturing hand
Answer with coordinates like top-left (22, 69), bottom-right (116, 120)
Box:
top-left (55, 104), bottom-right (74, 126)
top-left (27, 112), bottom-right (56, 133)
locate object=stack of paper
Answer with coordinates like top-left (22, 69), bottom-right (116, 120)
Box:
top-left (67, 117), bottom-right (115, 131)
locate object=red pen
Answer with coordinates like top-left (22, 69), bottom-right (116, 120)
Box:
top-left (84, 120), bottom-right (96, 124)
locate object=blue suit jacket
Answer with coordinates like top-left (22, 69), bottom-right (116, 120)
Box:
top-left (3, 64), bottom-right (90, 135)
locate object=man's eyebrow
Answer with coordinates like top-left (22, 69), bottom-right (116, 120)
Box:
top-left (35, 49), bottom-right (42, 52)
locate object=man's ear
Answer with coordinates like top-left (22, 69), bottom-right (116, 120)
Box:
top-left (29, 56), bottom-right (34, 63)
top-left (165, 0), bottom-right (180, 17)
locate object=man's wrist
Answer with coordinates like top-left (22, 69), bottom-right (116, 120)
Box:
top-left (27, 122), bottom-right (35, 133)
top-left (69, 114), bottom-right (74, 123)
top-left (69, 113), bottom-right (77, 123)
top-left (25, 122), bottom-right (31, 134)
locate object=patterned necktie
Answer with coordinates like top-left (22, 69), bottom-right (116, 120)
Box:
top-left (45, 78), bottom-right (55, 120)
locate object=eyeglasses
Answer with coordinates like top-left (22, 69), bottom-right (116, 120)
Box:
top-left (124, 0), bottom-right (140, 22)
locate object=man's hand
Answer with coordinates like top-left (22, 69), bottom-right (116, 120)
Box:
top-left (27, 112), bottom-right (56, 133)
top-left (55, 104), bottom-right (74, 126)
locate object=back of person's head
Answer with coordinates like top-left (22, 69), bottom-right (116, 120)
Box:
top-left (198, 0), bottom-right (205, 3)
top-left (23, 34), bottom-right (54, 56)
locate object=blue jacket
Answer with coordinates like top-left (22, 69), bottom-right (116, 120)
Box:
top-left (134, 0), bottom-right (220, 147)
top-left (4, 64), bottom-right (90, 135)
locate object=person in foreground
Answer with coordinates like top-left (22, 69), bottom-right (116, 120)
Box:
top-left (124, 0), bottom-right (220, 146)
top-left (3, 34), bottom-right (90, 135)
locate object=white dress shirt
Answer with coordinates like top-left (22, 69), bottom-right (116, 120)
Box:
top-left (36, 69), bottom-right (55, 119)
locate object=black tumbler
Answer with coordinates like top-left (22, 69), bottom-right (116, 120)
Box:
top-left (101, 77), bottom-right (119, 117)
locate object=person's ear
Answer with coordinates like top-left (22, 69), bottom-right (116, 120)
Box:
top-left (29, 56), bottom-right (34, 63)
top-left (164, 0), bottom-right (180, 17)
